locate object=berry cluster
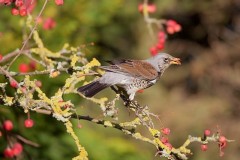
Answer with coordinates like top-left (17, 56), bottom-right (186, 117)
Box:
top-left (0, 0), bottom-right (36, 16)
top-left (4, 143), bottom-right (23, 158)
top-left (10, 78), bottom-right (42, 90)
top-left (200, 129), bottom-right (228, 156)
top-left (43, 18), bottom-right (56, 30)
top-left (165, 20), bottom-right (182, 35)
top-left (218, 135), bottom-right (227, 156)
top-left (150, 31), bottom-right (166, 56)
top-left (149, 20), bottom-right (181, 56)
top-left (18, 60), bottom-right (36, 73)
top-left (200, 129), bottom-right (211, 151)
top-left (37, 17), bottom-right (57, 30)
top-left (138, 2), bottom-right (182, 56)
top-left (160, 127), bottom-right (172, 150)
top-left (1, 119), bottom-right (34, 158)
top-left (0, 0), bottom-right (63, 17)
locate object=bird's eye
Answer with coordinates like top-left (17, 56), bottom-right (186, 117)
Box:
top-left (164, 58), bottom-right (168, 63)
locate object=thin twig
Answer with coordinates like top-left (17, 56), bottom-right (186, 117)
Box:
top-left (0, 66), bottom-right (19, 84)
top-left (71, 114), bottom-right (135, 133)
top-left (16, 135), bottom-right (40, 147)
top-left (0, 49), bottom-right (28, 64)
top-left (34, 108), bottom-right (135, 134)
top-left (0, 68), bottom-right (99, 77)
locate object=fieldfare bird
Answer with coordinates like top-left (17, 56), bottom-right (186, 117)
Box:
top-left (77, 53), bottom-right (181, 100)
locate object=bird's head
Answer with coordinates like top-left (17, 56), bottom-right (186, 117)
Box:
top-left (147, 53), bottom-right (181, 72)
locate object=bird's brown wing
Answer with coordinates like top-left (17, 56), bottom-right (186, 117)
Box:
top-left (100, 60), bottom-right (158, 80)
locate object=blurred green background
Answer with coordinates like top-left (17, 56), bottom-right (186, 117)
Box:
top-left (1, 0), bottom-right (240, 159)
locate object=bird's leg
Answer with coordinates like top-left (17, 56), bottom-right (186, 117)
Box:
top-left (110, 86), bottom-right (132, 106)
top-left (110, 86), bottom-right (154, 127)
top-left (109, 86), bottom-right (139, 115)
top-left (124, 96), bottom-right (133, 107)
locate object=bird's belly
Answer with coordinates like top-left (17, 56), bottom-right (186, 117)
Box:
top-left (119, 78), bottom-right (155, 91)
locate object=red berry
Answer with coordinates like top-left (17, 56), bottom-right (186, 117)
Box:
top-left (55, 0), bottom-right (64, 5)
top-left (28, 60), bottom-right (36, 70)
top-left (4, 148), bottom-right (14, 158)
top-left (15, 0), bottom-right (23, 7)
top-left (204, 129), bottom-right (211, 136)
top-left (0, 131), bottom-right (2, 137)
top-left (165, 143), bottom-right (172, 150)
top-left (166, 20), bottom-right (177, 26)
top-left (150, 47), bottom-right (158, 56)
top-left (43, 18), bottom-right (56, 30)
top-left (10, 80), bottom-right (18, 88)
top-left (35, 80), bottom-right (42, 87)
top-left (158, 38), bottom-right (165, 44)
top-left (19, 63), bottom-right (29, 73)
top-left (156, 43), bottom-right (164, 50)
top-left (158, 32), bottom-right (166, 44)
top-left (160, 137), bottom-right (169, 144)
top-left (174, 24), bottom-right (182, 32)
top-left (11, 8), bottom-right (19, 16)
top-left (0, 54), bottom-right (3, 60)
top-left (138, 4), bottom-right (143, 12)
top-left (219, 141), bottom-right (227, 148)
top-left (19, 8), bottom-right (27, 16)
top-left (3, 0), bottom-right (12, 5)
top-left (166, 19), bottom-right (182, 34)
top-left (201, 144), bottom-right (208, 151)
top-left (138, 3), bottom-right (156, 13)
top-left (219, 136), bottom-right (226, 143)
top-left (24, 0), bottom-right (37, 13)
top-left (158, 31), bottom-right (165, 39)
top-left (12, 143), bottom-right (23, 156)
top-left (147, 4), bottom-right (156, 13)
top-left (161, 128), bottom-right (170, 135)
top-left (3, 120), bottom-right (13, 131)
top-left (24, 119), bottom-right (34, 128)
top-left (166, 26), bottom-right (175, 34)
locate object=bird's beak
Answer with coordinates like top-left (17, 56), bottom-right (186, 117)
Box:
top-left (170, 58), bottom-right (181, 65)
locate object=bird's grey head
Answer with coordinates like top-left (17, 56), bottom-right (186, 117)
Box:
top-left (147, 53), bottom-right (181, 73)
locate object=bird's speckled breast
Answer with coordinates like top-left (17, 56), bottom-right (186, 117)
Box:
top-left (124, 78), bottom-right (157, 91)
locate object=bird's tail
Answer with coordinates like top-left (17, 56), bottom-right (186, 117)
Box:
top-left (77, 81), bottom-right (110, 98)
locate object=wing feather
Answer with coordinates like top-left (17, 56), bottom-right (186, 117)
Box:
top-left (100, 60), bottom-right (158, 80)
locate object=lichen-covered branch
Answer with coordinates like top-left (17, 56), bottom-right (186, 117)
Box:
top-left (0, 8), bottom-right (232, 160)
top-left (65, 121), bottom-right (88, 160)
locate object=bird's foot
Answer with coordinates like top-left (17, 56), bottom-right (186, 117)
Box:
top-left (123, 99), bottom-right (132, 106)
